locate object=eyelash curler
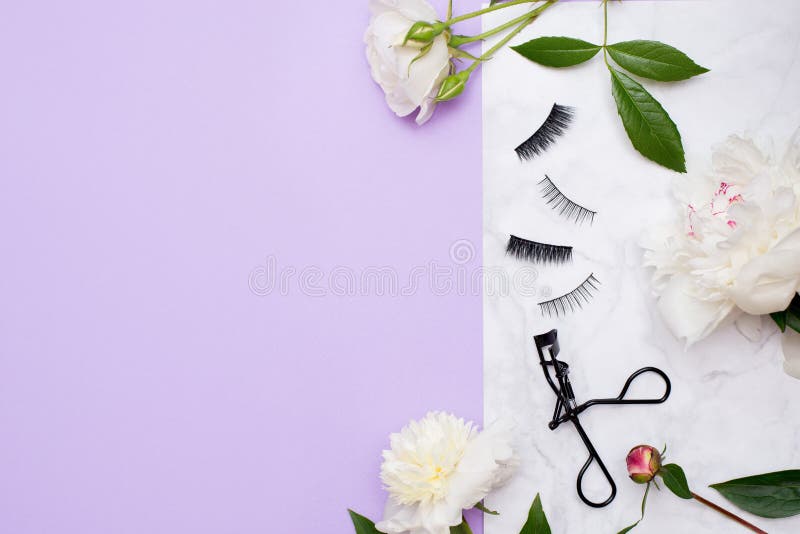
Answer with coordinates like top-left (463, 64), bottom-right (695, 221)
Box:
top-left (533, 329), bottom-right (671, 508)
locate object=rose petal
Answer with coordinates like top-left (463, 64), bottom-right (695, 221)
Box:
top-left (397, 35), bottom-right (450, 106)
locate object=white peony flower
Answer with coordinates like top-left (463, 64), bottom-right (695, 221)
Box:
top-left (364, 0), bottom-right (452, 125)
top-left (376, 412), bottom-right (515, 534)
top-left (642, 129), bottom-right (800, 354)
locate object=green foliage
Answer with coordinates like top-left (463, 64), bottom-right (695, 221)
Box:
top-left (770, 294), bottom-right (800, 334)
top-left (348, 510), bottom-right (381, 534)
top-left (710, 470), bottom-right (800, 518)
top-left (475, 501), bottom-right (499, 515)
top-left (512, 36), bottom-right (602, 67)
top-left (609, 67), bottom-right (686, 172)
top-left (617, 482), bottom-right (651, 534)
top-left (606, 40), bottom-right (709, 81)
top-left (520, 493), bottom-right (551, 534)
top-left (659, 463), bottom-right (693, 499)
top-left (450, 517), bottom-right (474, 534)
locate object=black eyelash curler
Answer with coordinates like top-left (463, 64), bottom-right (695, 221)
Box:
top-left (533, 329), bottom-right (671, 508)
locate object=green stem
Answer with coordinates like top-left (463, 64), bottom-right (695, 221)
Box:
top-left (465, 0), bottom-right (557, 74)
top-left (445, 0), bottom-right (540, 26)
top-left (447, 0), bottom-right (453, 20)
top-left (450, 11), bottom-right (536, 47)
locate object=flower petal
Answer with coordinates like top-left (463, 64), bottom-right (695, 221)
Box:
top-left (712, 134), bottom-right (768, 185)
top-left (657, 274), bottom-right (735, 345)
top-left (730, 227), bottom-right (800, 315)
top-left (397, 35), bottom-right (451, 106)
top-left (445, 420), bottom-right (516, 510)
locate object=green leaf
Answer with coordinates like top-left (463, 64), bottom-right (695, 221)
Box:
top-left (520, 493), bottom-right (551, 534)
top-left (606, 40), bottom-right (709, 81)
top-left (772, 294), bottom-right (800, 333)
top-left (786, 296), bottom-right (800, 334)
top-left (474, 501), bottom-right (499, 515)
top-left (609, 67), bottom-right (686, 172)
top-left (512, 36), bottom-right (602, 67)
top-left (348, 510), bottom-right (381, 534)
top-left (710, 470), bottom-right (800, 518)
top-left (787, 310), bottom-right (800, 334)
top-left (772, 310), bottom-right (788, 332)
top-left (450, 517), bottom-right (474, 534)
top-left (659, 464), bottom-right (692, 499)
top-left (617, 482), bottom-right (651, 534)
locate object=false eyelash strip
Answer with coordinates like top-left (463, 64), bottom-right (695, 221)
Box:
top-left (515, 103), bottom-right (574, 161)
top-left (538, 273), bottom-right (600, 317)
top-left (539, 176), bottom-right (597, 225)
top-left (506, 235), bottom-right (572, 265)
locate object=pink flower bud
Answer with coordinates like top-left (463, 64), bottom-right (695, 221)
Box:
top-left (626, 445), bottom-right (662, 484)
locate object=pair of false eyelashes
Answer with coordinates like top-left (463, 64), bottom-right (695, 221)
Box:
top-left (515, 103), bottom-right (574, 161)
top-left (511, 108), bottom-right (598, 317)
top-left (517, 104), bottom-right (596, 224)
top-left (507, 235), bottom-right (600, 318)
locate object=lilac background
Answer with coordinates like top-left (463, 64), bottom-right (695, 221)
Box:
top-left (0, 1), bottom-right (486, 533)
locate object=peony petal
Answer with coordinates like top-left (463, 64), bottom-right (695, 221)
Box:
top-left (377, 499), bottom-right (460, 534)
top-left (730, 228), bottom-right (800, 315)
top-left (711, 134), bottom-right (768, 186)
top-left (376, 500), bottom-right (420, 533)
top-left (782, 329), bottom-right (800, 379)
top-left (445, 420), bottom-right (515, 510)
top-left (657, 274), bottom-right (735, 345)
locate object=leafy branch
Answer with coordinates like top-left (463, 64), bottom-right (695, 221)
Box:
top-left (512, 0), bottom-right (709, 172)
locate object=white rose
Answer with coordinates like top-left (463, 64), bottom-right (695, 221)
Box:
top-left (364, 0), bottom-right (452, 125)
top-left (376, 412), bottom-right (515, 534)
top-left (642, 130), bottom-right (800, 356)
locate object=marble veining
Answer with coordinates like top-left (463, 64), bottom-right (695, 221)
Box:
top-left (482, 1), bottom-right (800, 532)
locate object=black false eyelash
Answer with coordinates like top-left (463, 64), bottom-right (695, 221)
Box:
top-left (515, 103), bottom-right (574, 161)
top-left (506, 235), bottom-right (572, 265)
top-left (538, 273), bottom-right (600, 317)
top-left (539, 176), bottom-right (597, 225)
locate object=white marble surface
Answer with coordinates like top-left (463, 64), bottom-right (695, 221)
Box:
top-left (482, 1), bottom-right (800, 533)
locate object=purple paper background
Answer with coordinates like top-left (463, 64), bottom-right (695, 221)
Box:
top-left (0, 1), bottom-right (486, 533)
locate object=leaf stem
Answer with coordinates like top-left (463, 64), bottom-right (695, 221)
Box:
top-left (691, 493), bottom-right (767, 534)
top-left (445, 0), bottom-right (540, 26)
top-left (464, 0), bottom-right (557, 74)
top-left (450, 11), bottom-right (537, 46)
